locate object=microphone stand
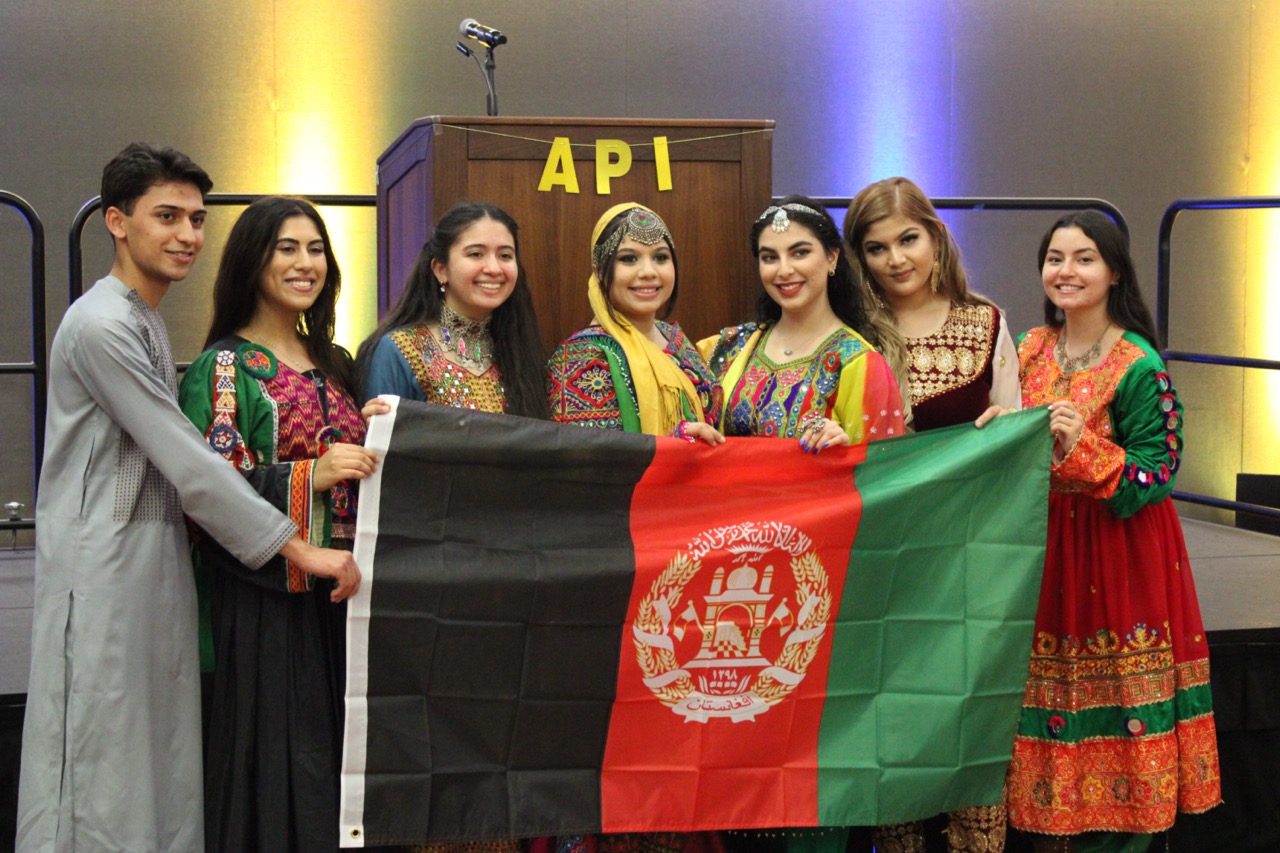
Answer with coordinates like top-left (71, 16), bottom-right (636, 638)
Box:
top-left (456, 41), bottom-right (500, 117)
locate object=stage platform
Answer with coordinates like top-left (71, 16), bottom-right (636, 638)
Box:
top-left (1, 519), bottom-right (1277, 851)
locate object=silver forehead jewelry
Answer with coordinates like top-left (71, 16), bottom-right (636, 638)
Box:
top-left (757, 203), bottom-right (823, 233)
top-left (593, 207), bottom-right (674, 273)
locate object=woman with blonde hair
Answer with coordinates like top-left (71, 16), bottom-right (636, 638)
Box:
top-left (845, 177), bottom-right (1020, 434)
top-left (843, 177), bottom-right (1021, 852)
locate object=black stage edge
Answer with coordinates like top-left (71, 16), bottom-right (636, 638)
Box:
top-left (1158, 629), bottom-right (1280, 852)
top-left (1236, 474), bottom-right (1280, 537)
top-left (1, 694), bottom-right (22, 853)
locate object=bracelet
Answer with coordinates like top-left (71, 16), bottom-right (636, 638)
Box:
top-left (675, 420), bottom-right (697, 443)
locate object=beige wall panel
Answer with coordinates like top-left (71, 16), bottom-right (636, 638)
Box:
top-left (1241, 2), bottom-right (1280, 488)
top-left (950, 1), bottom-right (1250, 317)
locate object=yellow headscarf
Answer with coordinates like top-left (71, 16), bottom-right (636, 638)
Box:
top-left (588, 203), bottom-right (704, 435)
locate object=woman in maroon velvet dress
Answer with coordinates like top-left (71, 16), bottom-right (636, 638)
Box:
top-left (844, 177), bottom-right (1021, 852)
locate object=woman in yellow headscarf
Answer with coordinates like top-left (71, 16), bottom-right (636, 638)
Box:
top-left (548, 203), bottom-right (724, 444)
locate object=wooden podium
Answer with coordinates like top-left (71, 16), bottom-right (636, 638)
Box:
top-left (376, 116), bottom-right (774, 347)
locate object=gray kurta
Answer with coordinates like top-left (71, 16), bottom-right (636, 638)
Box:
top-left (16, 276), bottom-right (297, 853)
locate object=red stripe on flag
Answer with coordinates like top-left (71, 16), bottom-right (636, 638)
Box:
top-left (602, 437), bottom-right (866, 831)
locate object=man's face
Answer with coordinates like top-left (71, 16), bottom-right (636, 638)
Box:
top-left (107, 181), bottom-right (207, 287)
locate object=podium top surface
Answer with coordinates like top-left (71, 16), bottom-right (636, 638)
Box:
top-left (405, 115), bottom-right (774, 129)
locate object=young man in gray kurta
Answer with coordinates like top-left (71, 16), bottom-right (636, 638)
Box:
top-left (16, 144), bottom-right (362, 853)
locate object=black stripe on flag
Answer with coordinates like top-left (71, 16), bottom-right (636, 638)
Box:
top-left (358, 402), bottom-right (656, 844)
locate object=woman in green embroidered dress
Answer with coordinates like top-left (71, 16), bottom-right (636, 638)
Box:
top-left (357, 201), bottom-right (549, 419)
top-left (179, 196), bottom-right (381, 852)
top-left (547, 202), bottom-right (724, 444)
top-left (544, 202), bottom-right (728, 853)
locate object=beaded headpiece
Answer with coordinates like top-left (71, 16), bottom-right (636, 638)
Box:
top-left (757, 203), bottom-right (824, 233)
top-left (592, 207), bottom-right (674, 274)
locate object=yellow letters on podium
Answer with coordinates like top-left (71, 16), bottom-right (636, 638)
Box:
top-left (537, 137), bottom-right (580, 194)
top-left (537, 136), bottom-right (675, 195)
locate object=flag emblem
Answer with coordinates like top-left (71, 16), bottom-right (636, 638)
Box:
top-left (633, 521), bottom-right (831, 722)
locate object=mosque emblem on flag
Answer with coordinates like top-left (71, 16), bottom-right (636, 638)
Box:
top-left (633, 521), bottom-right (831, 722)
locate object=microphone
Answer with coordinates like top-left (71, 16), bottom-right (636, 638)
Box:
top-left (459, 17), bottom-right (507, 48)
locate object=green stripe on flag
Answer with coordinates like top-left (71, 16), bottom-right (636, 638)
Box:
top-left (818, 407), bottom-right (1051, 826)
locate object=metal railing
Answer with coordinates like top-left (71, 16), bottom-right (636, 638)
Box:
top-left (805, 195), bottom-right (1129, 235)
top-left (1156, 196), bottom-right (1280, 521)
top-left (0, 191), bottom-right (47, 532)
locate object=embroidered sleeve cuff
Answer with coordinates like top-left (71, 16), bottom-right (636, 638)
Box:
top-left (282, 459), bottom-right (321, 592)
top-left (1053, 427), bottom-right (1124, 498)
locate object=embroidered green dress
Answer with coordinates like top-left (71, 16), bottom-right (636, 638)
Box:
top-left (547, 320), bottom-right (722, 433)
top-left (180, 337), bottom-right (366, 852)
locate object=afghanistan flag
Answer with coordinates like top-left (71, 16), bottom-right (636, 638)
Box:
top-left (340, 400), bottom-right (1049, 847)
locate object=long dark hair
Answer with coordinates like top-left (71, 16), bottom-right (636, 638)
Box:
top-left (204, 196), bottom-right (355, 397)
top-left (751, 195), bottom-right (912, 413)
top-left (355, 201), bottom-right (549, 419)
top-left (593, 205), bottom-right (679, 323)
top-left (1038, 210), bottom-right (1159, 347)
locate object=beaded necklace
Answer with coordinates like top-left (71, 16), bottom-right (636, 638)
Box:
top-left (1052, 324), bottom-right (1110, 395)
top-left (437, 305), bottom-right (495, 371)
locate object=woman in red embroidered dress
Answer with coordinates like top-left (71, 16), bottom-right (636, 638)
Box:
top-left (843, 176), bottom-right (1021, 853)
top-left (1004, 211), bottom-right (1220, 852)
top-left (179, 197), bottom-right (381, 852)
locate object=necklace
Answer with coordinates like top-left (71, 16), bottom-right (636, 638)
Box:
top-left (772, 324), bottom-right (833, 359)
top-left (437, 305), bottom-right (495, 370)
top-left (244, 330), bottom-right (311, 373)
top-left (1052, 324), bottom-right (1109, 395)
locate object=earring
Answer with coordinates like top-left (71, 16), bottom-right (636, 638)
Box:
top-left (439, 284), bottom-right (446, 295)
top-left (930, 259), bottom-right (941, 294)
top-left (865, 282), bottom-right (885, 310)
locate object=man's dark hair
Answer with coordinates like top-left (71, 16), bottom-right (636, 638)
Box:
top-left (100, 142), bottom-right (213, 216)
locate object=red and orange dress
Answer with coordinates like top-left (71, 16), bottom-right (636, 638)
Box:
top-left (1006, 327), bottom-right (1221, 836)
